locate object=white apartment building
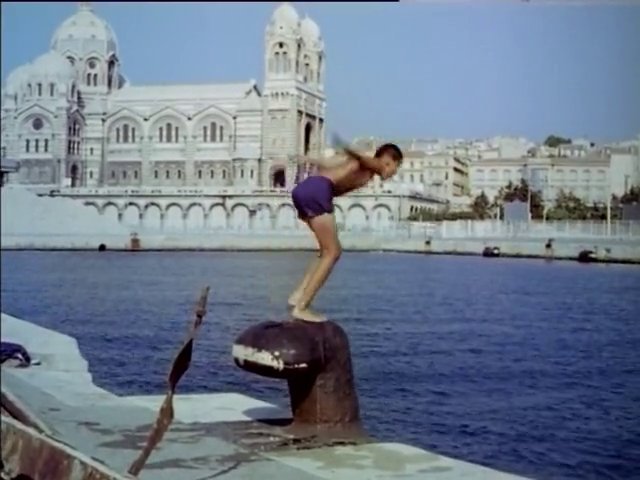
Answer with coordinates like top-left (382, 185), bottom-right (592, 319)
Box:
top-left (469, 142), bottom-right (639, 204)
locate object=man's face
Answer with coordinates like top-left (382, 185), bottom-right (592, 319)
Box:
top-left (380, 154), bottom-right (400, 180)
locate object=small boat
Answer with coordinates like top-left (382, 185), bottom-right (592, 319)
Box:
top-left (482, 246), bottom-right (501, 258)
top-left (577, 249), bottom-right (597, 263)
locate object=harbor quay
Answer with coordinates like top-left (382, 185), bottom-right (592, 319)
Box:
top-left (1, 185), bottom-right (639, 262)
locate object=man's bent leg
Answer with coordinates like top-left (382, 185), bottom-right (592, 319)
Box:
top-left (292, 213), bottom-right (341, 322)
top-left (288, 254), bottom-right (320, 307)
top-left (288, 220), bottom-right (320, 307)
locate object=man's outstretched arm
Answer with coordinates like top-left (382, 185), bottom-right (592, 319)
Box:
top-left (297, 154), bottom-right (349, 169)
top-left (332, 134), bottom-right (385, 176)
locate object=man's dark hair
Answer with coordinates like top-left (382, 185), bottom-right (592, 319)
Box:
top-left (374, 143), bottom-right (403, 164)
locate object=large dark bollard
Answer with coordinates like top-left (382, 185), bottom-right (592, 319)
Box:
top-left (232, 320), bottom-right (361, 430)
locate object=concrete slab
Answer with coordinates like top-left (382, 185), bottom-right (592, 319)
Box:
top-left (267, 442), bottom-right (524, 479)
top-left (1, 312), bottom-right (529, 480)
top-left (126, 392), bottom-right (290, 423)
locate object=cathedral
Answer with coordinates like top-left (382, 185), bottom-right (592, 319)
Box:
top-left (1, 2), bottom-right (326, 190)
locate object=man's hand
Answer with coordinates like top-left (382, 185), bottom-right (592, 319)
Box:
top-left (331, 132), bottom-right (385, 176)
top-left (332, 132), bottom-right (365, 162)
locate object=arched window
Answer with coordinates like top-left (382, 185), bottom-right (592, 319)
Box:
top-left (122, 124), bottom-right (129, 143)
top-left (158, 127), bottom-right (163, 142)
top-left (116, 127), bottom-right (120, 143)
top-left (92, 73), bottom-right (98, 87)
top-left (202, 126), bottom-right (207, 142)
top-left (25, 139), bottom-right (30, 153)
top-left (122, 170), bottom-right (127, 179)
top-left (273, 42), bottom-right (289, 74)
top-left (197, 169), bottom-right (202, 179)
top-left (174, 126), bottom-right (179, 142)
top-left (35, 139), bottom-right (39, 153)
top-left (49, 83), bottom-right (55, 96)
top-left (210, 122), bottom-right (217, 142)
top-left (165, 170), bottom-right (170, 179)
top-left (37, 83), bottom-right (42, 96)
top-left (303, 62), bottom-right (310, 83)
top-left (274, 52), bottom-right (281, 73)
top-left (222, 169), bottom-right (227, 179)
top-left (134, 170), bottom-right (138, 179)
top-left (89, 171), bottom-right (93, 179)
top-left (131, 127), bottom-right (136, 143)
top-left (27, 84), bottom-right (32, 96)
top-left (44, 139), bottom-right (49, 153)
top-left (154, 170), bottom-right (159, 179)
top-left (111, 170), bottom-right (116, 179)
top-left (250, 169), bottom-right (254, 179)
top-left (86, 73), bottom-right (91, 86)
top-left (219, 125), bottom-right (224, 142)
top-left (166, 122), bottom-right (173, 143)
top-left (177, 170), bottom-right (182, 179)
top-left (210, 170), bottom-right (214, 179)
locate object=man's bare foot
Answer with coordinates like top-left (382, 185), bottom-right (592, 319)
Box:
top-left (291, 306), bottom-right (327, 322)
top-left (287, 291), bottom-right (302, 308)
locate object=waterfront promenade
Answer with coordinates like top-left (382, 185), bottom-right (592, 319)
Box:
top-left (2, 186), bottom-right (639, 262)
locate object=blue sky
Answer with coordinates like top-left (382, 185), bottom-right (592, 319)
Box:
top-left (2, 1), bottom-right (639, 143)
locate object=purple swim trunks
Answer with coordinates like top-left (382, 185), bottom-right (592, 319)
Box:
top-left (291, 175), bottom-right (335, 220)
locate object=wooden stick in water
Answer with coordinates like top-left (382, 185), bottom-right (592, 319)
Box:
top-left (127, 286), bottom-right (210, 477)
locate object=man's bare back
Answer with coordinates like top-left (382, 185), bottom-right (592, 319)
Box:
top-left (318, 158), bottom-right (373, 197)
top-left (287, 140), bottom-right (404, 323)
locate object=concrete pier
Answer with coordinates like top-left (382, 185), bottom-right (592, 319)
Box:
top-left (1, 312), bottom-right (528, 479)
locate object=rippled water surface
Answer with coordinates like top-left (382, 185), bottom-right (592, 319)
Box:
top-left (1, 251), bottom-right (639, 479)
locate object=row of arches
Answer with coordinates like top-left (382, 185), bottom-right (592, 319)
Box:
top-left (24, 138), bottom-right (50, 154)
top-left (84, 201), bottom-right (396, 233)
top-left (104, 161), bottom-right (264, 186)
top-left (25, 83), bottom-right (57, 98)
top-left (108, 117), bottom-right (229, 145)
top-left (9, 81), bottom-right (79, 107)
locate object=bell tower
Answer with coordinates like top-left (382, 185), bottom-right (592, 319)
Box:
top-left (261, 3), bottom-right (326, 189)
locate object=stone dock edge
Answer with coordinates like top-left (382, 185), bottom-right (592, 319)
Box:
top-left (2, 243), bottom-right (639, 265)
top-left (1, 312), bottom-right (529, 479)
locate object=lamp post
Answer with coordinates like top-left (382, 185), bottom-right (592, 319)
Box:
top-left (523, 162), bottom-right (531, 221)
top-left (606, 173), bottom-right (612, 237)
top-left (543, 162), bottom-right (554, 223)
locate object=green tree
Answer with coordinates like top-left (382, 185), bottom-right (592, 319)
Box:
top-left (471, 191), bottom-right (491, 219)
top-left (546, 189), bottom-right (589, 220)
top-left (620, 185), bottom-right (640, 204)
top-left (543, 134), bottom-right (572, 148)
top-left (495, 179), bottom-right (545, 219)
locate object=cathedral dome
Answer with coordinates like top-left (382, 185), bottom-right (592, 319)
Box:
top-left (31, 51), bottom-right (75, 82)
top-left (300, 16), bottom-right (321, 46)
top-left (300, 16), bottom-right (321, 42)
top-left (51, 2), bottom-right (118, 58)
top-left (5, 64), bottom-right (33, 93)
top-left (269, 3), bottom-right (300, 33)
